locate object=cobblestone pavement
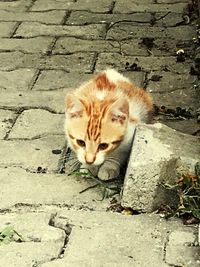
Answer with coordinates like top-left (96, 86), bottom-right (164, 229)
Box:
top-left (0, 0), bottom-right (199, 266)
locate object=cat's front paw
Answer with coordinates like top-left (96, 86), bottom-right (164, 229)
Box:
top-left (97, 162), bottom-right (120, 181)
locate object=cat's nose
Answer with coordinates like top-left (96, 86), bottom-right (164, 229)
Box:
top-left (85, 154), bottom-right (95, 164)
top-left (85, 160), bottom-right (94, 165)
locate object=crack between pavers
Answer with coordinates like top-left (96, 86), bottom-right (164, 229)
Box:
top-left (90, 52), bottom-right (98, 73)
top-left (10, 21), bottom-right (21, 38)
top-left (61, 10), bottom-right (71, 25)
top-left (29, 69), bottom-right (41, 90)
top-left (48, 213), bottom-right (73, 258)
top-left (26, 0), bottom-right (37, 12)
top-left (4, 111), bottom-right (22, 140)
top-left (0, 106), bottom-right (64, 115)
top-left (107, 0), bottom-right (116, 14)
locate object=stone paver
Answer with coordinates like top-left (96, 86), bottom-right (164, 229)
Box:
top-left (66, 11), bottom-right (152, 25)
top-left (0, 10), bottom-right (66, 24)
top-left (0, 21), bottom-right (16, 37)
top-left (15, 22), bottom-right (106, 39)
top-left (0, 109), bottom-right (18, 139)
top-left (107, 25), bottom-right (195, 41)
top-left (0, 167), bottom-right (107, 211)
top-left (0, 136), bottom-right (64, 172)
top-left (30, 0), bottom-right (113, 13)
top-left (0, 52), bottom-right (95, 72)
top-left (0, 0), bottom-right (199, 266)
top-left (0, 90), bottom-right (66, 113)
top-left (0, 69), bottom-right (36, 91)
top-left (114, 0), bottom-right (187, 13)
top-left (0, 0), bottom-right (32, 11)
top-left (0, 212), bottom-right (65, 267)
top-left (0, 37), bottom-right (54, 54)
top-left (96, 53), bottom-right (192, 73)
top-left (8, 109), bottom-right (64, 139)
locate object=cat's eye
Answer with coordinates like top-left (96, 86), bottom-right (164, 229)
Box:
top-left (76, 139), bottom-right (85, 147)
top-left (98, 143), bottom-right (109, 151)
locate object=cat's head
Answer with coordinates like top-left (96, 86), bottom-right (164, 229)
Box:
top-left (65, 93), bottom-right (129, 166)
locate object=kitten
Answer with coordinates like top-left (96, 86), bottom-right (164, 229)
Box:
top-left (65, 69), bottom-right (153, 180)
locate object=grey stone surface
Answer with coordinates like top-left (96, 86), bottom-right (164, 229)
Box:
top-left (165, 230), bottom-right (200, 266)
top-left (152, 87), bottom-right (199, 110)
top-left (53, 37), bottom-right (120, 54)
top-left (0, 37), bottom-right (54, 54)
top-left (0, 52), bottom-right (95, 72)
top-left (0, 0), bottom-right (32, 11)
top-left (0, 22), bottom-right (16, 37)
top-left (0, 52), bottom-right (40, 71)
top-left (0, 212), bottom-right (65, 267)
top-left (0, 10), bottom-right (66, 24)
top-left (114, 0), bottom-right (187, 13)
top-left (0, 90), bottom-right (67, 113)
top-left (122, 123), bottom-right (200, 212)
top-left (30, 0), bottom-right (75, 11)
top-left (33, 71), bottom-right (93, 90)
top-left (8, 109), bottom-right (64, 139)
top-left (39, 53), bottom-right (95, 72)
top-left (31, 0), bottom-right (113, 12)
top-left (96, 53), bottom-right (192, 73)
top-left (0, 69), bottom-right (36, 91)
top-left (107, 24), bottom-right (195, 41)
top-left (0, 136), bottom-right (64, 172)
top-left (147, 71), bottom-right (198, 93)
top-left (154, 12), bottom-right (186, 27)
top-left (0, 167), bottom-right (108, 210)
top-left (15, 22), bottom-right (106, 39)
top-left (66, 11), bottom-right (152, 25)
top-left (0, 109), bottom-right (17, 139)
top-left (39, 211), bottom-right (196, 267)
top-left (163, 119), bottom-right (200, 136)
top-left (53, 37), bottom-right (148, 56)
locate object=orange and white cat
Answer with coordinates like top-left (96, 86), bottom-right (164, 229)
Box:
top-left (65, 69), bottom-right (153, 180)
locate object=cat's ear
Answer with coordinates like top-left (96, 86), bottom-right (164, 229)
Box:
top-left (65, 93), bottom-right (84, 118)
top-left (109, 98), bottom-right (129, 125)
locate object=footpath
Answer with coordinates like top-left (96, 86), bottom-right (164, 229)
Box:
top-left (0, 0), bottom-right (199, 266)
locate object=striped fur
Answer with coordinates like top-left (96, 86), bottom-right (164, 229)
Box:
top-left (65, 69), bottom-right (153, 172)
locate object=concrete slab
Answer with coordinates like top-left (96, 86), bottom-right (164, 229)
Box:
top-left (122, 123), bottom-right (200, 212)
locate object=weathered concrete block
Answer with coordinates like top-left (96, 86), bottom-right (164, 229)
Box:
top-left (121, 123), bottom-right (200, 212)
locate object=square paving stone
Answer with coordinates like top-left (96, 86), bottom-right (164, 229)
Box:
top-left (8, 109), bottom-right (64, 139)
